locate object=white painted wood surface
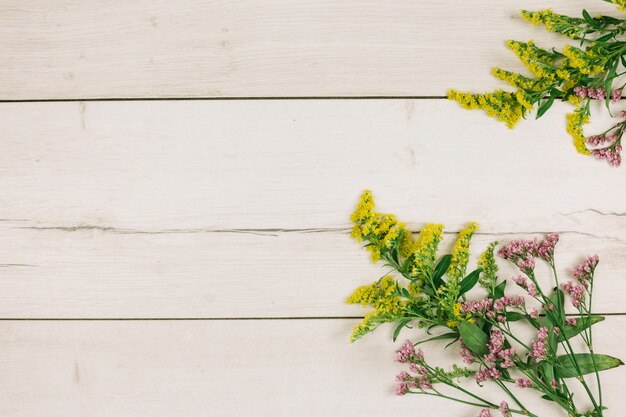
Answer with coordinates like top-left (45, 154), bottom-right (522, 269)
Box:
top-left (2, 1), bottom-right (625, 415)
top-left (0, 318), bottom-right (623, 417)
top-left (0, 100), bottom-right (625, 317)
top-left (0, 0), bottom-right (620, 99)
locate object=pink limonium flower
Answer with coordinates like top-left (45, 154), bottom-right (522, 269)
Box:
top-left (486, 329), bottom-right (505, 362)
top-left (512, 275), bottom-right (537, 297)
top-left (530, 307), bottom-right (539, 319)
top-left (573, 255), bottom-right (599, 286)
top-left (461, 298), bottom-right (493, 314)
top-left (498, 239), bottom-right (538, 263)
top-left (498, 348), bottom-right (516, 368)
top-left (459, 338), bottom-right (475, 365)
top-left (479, 409), bottom-right (493, 417)
top-left (476, 366), bottom-right (501, 384)
top-left (565, 318), bottom-right (577, 326)
top-left (516, 377), bottom-right (532, 388)
top-left (537, 233), bottom-right (559, 262)
top-left (499, 401), bottom-right (510, 417)
top-left (530, 327), bottom-right (549, 362)
top-left (493, 295), bottom-right (525, 311)
top-left (591, 146), bottom-right (622, 167)
top-left (561, 281), bottom-right (585, 308)
top-left (396, 340), bottom-right (421, 363)
top-left (612, 88), bottom-right (622, 103)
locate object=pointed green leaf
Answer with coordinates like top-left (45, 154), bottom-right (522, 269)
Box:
top-left (414, 332), bottom-right (459, 346)
top-left (459, 268), bottom-right (482, 295)
top-left (393, 319), bottom-right (413, 342)
top-left (536, 94), bottom-right (555, 119)
top-left (506, 312), bottom-right (526, 322)
top-left (458, 321), bottom-right (488, 356)
top-left (555, 353), bottom-right (624, 378)
top-left (559, 316), bottom-right (605, 342)
top-left (432, 254), bottom-right (451, 289)
top-left (493, 280), bottom-right (507, 299)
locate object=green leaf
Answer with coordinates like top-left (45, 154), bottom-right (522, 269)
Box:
top-left (493, 280), bottom-right (506, 299)
top-left (541, 394), bottom-right (555, 402)
top-left (555, 353), bottom-right (624, 378)
top-left (536, 93), bottom-right (555, 119)
top-left (559, 316), bottom-right (605, 342)
top-left (506, 312), bottom-right (526, 322)
top-left (432, 255), bottom-right (451, 289)
top-left (547, 288), bottom-right (565, 326)
top-left (414, 332), bottom-right (459, 346)
top-left (393, 319), bottom-right (413, 342)
top-left (459, 268), bottom-right (482, 295)
top-left (582, 9), bottom-right (599, 28)
top-left (458, 321), bottom-right (488, 356)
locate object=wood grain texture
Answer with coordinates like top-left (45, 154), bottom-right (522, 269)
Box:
top-left (0, 318), bottom-right (623, 417)
top-left (0, 100), bottom-right (624, 317)
top-left (0, 0), bottom-right (619, 99)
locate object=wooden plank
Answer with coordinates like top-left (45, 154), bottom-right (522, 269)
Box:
top-left (0, 0), bottom-right (619, 99)
top-left (0, 318), bottom-right (623, 416)
top-left (0, 100), bottom-right (624, 233)
top-left (0, 100), bottom-right (624, 316)
top-left (0, 228), bottom-right (625, 317)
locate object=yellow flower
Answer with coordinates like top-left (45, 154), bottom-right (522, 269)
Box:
top-left (506, 40), bottom-right (557, 81)
top-left (449, 223), bottom-right (479, 281)
top-left (566, 108), bottom-right (591, 155)
top-left (491, 68), bottom-right (546, 92)
top-left (347, 276), bottom-right (407, 342)
top-left (410, 223), bottom-right (444, 276)
top-left (449, 89), bottom-right (524, 129)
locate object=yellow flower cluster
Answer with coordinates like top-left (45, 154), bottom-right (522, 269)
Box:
top-left (351, 190), bottom-right (408, 262)
top-left (491, 68), bottom-right (545, 92)
top-left (520, 9), bottom-right (587, 39)
top-left (478, 241), bottom-right (499, 290)
top-left (566, 108), bottom-right (591, 155)
top-left (506, 40), bottom-right (557, 81)
top-left (608, 0), bottom-right (626, 11)
top-left (410, 223), bottom-right (444, 276)
top-left (347, 275), bottom-right (407, 342)
top-left (448, 223), bottom-right (479, 281)
top-left (563, 45), bottom-right (605, 75)
top-left (448, 89), bottom-right (523, 129)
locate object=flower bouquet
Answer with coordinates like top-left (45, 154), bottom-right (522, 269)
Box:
top-left (347, 191), bottom-right (623, 417)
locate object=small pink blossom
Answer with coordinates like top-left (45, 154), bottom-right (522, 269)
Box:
top-left (551, 379), bottom-right (558, 388)
top-left (459, 339), bottom-right (475, 365)
top-left (530, 308), bottom-right (539, 319)
top-left (461, 298), bottom-right (493, 314)
top-left (537, 233), bottom-right (559, 262)
top-left (499, 401), bottom-right (510, 417)
top-left (516, 377), bottom-right (532, 388)
top-left (612, 88), bottom-right (622, 103)
top-left (530, 327), bottom-right (549, 362)
top-left (573, 255), bottom-right (599, 285)
top-left (479, 409), bottom-right (493, 417)
top-left (565, 318), bottom-right (577, 326)
top-left (561, 281), bottom-right (586, 308)
top-left (395, 340), bottom-right (419, 363)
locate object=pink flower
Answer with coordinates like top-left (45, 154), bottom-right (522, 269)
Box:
top-left (498, 348), bottom-right (516, 368)
top-left (476, 366), bottom-right (501, 384)
top-left (530, 327), bottom-right (549, 362)
top-left (612, 88), bottom-right (622, 103)
top-left (561, 281), bottom-right (585, 308)
top-left (516, 377), bottom-right (532, 388)
top-left (493, 295), bottom-right (525, 311)
top-left (530, 308), bottom-right (539, 319)
top-left (591, 146), bottom-right (622, 167)
top-left (574, 86), bottom-right (587, 98)
top-left (573, 255), bottom-right (599, 285)
top-left (461, 298), bottom-right (493, 314)
top-left (537, 233), bottom-right (559, 262)
top-left (512, 275), bottom-right (537, 297)
top-left (499, 401), bottom-right (510, 417)
top-left (551, 379), bottom-right (558, 388)
top-left (459, 339), bottom-right (475, 365)
top-left (395, 340), bottom-right (419, 363)
top-left (565, 318), bottom-right (577, 326)
top-left (395, 382), bottom-right (410, 396)
top-left (479, 409), bottom-right (493, 417)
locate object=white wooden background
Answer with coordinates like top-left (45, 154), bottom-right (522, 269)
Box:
top-left (1, 1), bottom-right (625, 416)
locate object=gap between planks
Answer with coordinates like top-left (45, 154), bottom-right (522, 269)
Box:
top-left (2, 313), bottom-right (625, 321)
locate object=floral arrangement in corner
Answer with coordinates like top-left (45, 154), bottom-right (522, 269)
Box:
top-left (448, 0), bottom-right (626, 166)
top-left (347, 191), bottom-right (623, 417)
